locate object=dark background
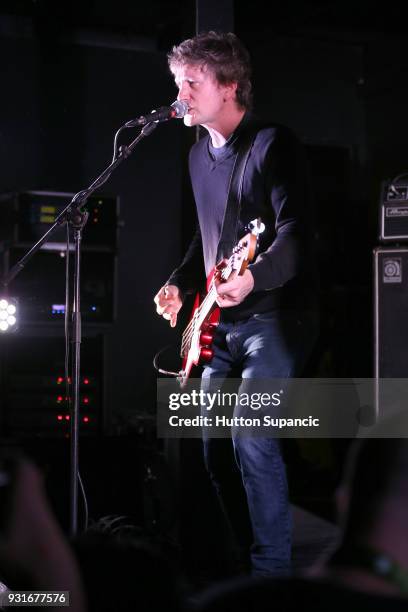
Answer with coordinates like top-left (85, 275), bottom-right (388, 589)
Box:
top-left (0, 0), bottom-right (407, 568)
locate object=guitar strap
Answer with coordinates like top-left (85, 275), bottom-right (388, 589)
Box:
top-left (215, 127), bottom-right (256, 262)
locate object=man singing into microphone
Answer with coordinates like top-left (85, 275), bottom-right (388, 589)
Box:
top-left (154, 31), bottom-right (318, 577)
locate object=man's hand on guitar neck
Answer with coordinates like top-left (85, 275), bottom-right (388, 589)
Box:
top-left (215, 268), bottom-right (254, 307)
top-left (154, 284), bottom-right (183, 327)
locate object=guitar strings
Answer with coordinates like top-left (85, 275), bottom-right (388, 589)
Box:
top-left (180, 282), bottom-right (218, 353)
top-left (180, 261), bottom-right (233, 354)
top-left (180, 284), bottom-right (217, 353)
top-left (180, 244), bottom-right (247, 353)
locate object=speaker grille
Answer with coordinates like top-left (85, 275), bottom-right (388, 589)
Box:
top-left (374, 247), bottom-right (408, 377)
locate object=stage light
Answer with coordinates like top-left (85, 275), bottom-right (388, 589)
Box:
top-left (0, 298), bottom-right (18, 333)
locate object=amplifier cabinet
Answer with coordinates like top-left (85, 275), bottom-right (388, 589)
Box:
top-left (374, 246), bottom-right (408, 377)
top-left (379, 180), bottom-right (408, 242)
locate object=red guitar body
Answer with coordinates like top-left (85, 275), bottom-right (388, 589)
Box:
top-left (181, 272), bottom-right (221, 379)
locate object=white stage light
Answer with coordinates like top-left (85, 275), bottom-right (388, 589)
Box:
top-left (0, 298), bottom-right (18, 333)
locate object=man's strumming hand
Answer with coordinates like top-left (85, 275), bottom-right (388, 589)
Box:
top-left (154, 284), bottom-right (183, 327)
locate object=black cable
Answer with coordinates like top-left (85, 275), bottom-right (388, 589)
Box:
top-left (64, 223), bottom-right (89, 532)
top-left (64, 223), bottom-right (71, 420)
top-left (112, 125), bottom-right (127, 163)
top-left (78, 471), bottom-right (89, 530)
top-left (153, 345), bottom-right (180, 377)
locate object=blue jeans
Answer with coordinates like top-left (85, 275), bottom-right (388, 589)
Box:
top-left (201, 309), bottom-right (318, 576)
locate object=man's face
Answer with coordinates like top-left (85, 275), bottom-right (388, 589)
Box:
top-left (172, 63), bottom-right (233, 128)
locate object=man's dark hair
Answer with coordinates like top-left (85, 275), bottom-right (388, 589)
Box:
top-left (168, 31), bottom-right (253, 110)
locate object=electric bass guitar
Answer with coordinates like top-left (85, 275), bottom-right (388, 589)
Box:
top-left (177, 218), bottom-right (265, 387)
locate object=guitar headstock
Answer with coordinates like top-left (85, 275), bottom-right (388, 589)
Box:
top-left (247, 217), bottom-right (266, 236)
top-left (230, 217), bottom-right (265, 275)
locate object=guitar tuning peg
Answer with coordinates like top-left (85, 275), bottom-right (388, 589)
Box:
top-left (247, 218), bottom-right (265, 236)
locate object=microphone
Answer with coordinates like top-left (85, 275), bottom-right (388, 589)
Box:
top-left (125, 100), bottom-right (189, 128)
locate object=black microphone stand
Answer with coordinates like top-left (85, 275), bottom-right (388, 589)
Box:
top-left (3, 120), bottom-right (158, 535)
